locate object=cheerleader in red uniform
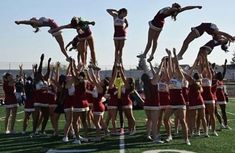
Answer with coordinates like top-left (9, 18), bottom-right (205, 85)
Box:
top-left (15, 17), bottom-right (69, 59)
top-left (215, 59), bottom-right (231, 129)
top-left (201, 58), bottom-right (218, 136)
top-left (163, 48), bottom-right (190, 145)
top-left (70, 59), bottom-right (89, 143)
top-left (107, 8), bottom-right (128, 65)
top-left (141, 58), bottom-right (164, 142)
top-left (119, 64), bottom-right (136, 135)
top-left (106, 65), bottom-right (119, 134)
top-left (85, 81), bottom-right (95, 129)
top-left (177, 23), bottom-right (235, 60)
top-left (184, 58), bottom-right (208, 137)
top-left (87, 67), bottom-right (108, 141)
top-left (3, 72), bottom-right (18, 134)
top-left (155, 58), bottom-right (171, 136)
top-left (137, 4), bottom-right (201, 62)
top-left (32, 54), bottom-right (51, 135)
top-left (50, 17), bottom-right (99, 69)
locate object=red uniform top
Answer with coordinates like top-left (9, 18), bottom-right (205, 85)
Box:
top-left (121, 88), bottom-right (133, 106)
top-left (74, 83), bottom-right (89, 108)
top-left (201, 78), bottom-right (214, 101)
top-left (3, 80), bottom-right (17, 104)
top-left (107, 87), bottom-right (118, 107)
top-left (158, 82), bottom-right (170, 106)
top-left (86, 82), bottom-right (95, 104)
top-left (93, 92), bottom-right (105, 112)
top-left (216, 80), bottom-right (226, 102)
top-left (151, 7), bottom-right (170, 28)
top-left (188, 82), bottom-right (204, 106)
top-left (144, 81), bottom-right (159, 107)
top-left (169, 79), bottom-right (185, 106)
top-left (113, 16), bottom-right (126, 38)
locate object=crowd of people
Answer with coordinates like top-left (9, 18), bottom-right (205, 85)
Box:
top-left (2, 3), bottom-right (234, 146)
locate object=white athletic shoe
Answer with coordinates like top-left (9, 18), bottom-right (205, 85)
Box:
top-left (185, 139), bottom-right (191, 145)
top-left (153, 138), bottom-right (164, 144)
top-left (5, 130), bottom-right (10, 134)
top-left (197, 131), bottom-right (201, 136)
top-left (213, 131), bottom-right (218, 137)
top-left (165, 135), bottom-right (173, 142)
top-left (147, 136), bottom-right (153, 141)
top-left (129, 129), bottom-right (136, 135)
top-left (73, 139), bottom-right (81, 144)
top-left (62, 136), bottom-right (69, 143)
top-left (225, 125), bottom-right (232, 130)
top-left (79, 135), bottom-right (89, 142)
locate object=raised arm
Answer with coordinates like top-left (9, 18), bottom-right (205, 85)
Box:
top-left (43, 58), bottom-right (51, 81)
top-left (217, 31), bottom-right (235, 42)
top-left (179, 5), bottom-right (202, 13)
top-left (49, 24), bottom-right (73, 33)
top-left (166, 48), bottom-right (173, 78)
top-left (173, 48), bottom-right (184, 80)
top-left (109, 65), bottom-right (118, 89)
top-left (148, 61), bottom-right (156, 76)
top-left (106, 9), bottom-right (118, 17)
top-left (151, 58), bottom-right (164, 85)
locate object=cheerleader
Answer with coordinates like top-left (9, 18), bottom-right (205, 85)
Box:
top-left (32, 54), bottom-right (51, 136)
top-left (215, 59), bottom-right (231, 130)
top-left (15, 17), bottom-right (69, 59)
top-left (163, 48), bottom-right (190, 145)
top-left (201, 58), bottom-right (218, 136)
top-left (137, 4), bottom-right (201, 62)
top-left (50, 17), bottom-right (99, 69)
top-left (3, 72), bottom-right (18, 134)
top-left (184, 57), bottom-right (208, 137)
top-left (87, 66), bottom-right (108, 141)
top-left (141, 58), bottom-right (163, 142)
top-left (106, 65), bottom-right (119, 134)
top-left (119, 64), bottom-right (136, 135)
top-left (107, 8), bottom-right (128, 65)
top-left (177, 23), bottom-right (235, 60)
top-left (70, 59), bottom-right (89, 143)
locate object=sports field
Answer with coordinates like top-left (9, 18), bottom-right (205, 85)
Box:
top-left (0, 99), bottom-right (235, 153)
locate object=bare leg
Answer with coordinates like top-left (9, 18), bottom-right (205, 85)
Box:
top-left (87, 37), bottom-right (96, 65)
top-left (4, 108), bottom-right (11, 133)
top-left (55, 34), bottom-right (69, 58)
top-left (148, 31), bottom-right (160, 62)
top-left (177, 31), bottom-right (198, 59)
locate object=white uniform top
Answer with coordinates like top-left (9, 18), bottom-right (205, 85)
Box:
top-left (158, 82), bottom-right (169, 92)
top-left (201, 78), bottom-right (212, 87)
top-left (182, 79), bottom-right (189, 88)
top-left (36, 81), bottom-right (48, 90)
top-left (169, 79), bottom-right (182, 90)
top-left (68, 84), bottom-right (75, 96)
top-left (114, 16), bottom-right (125, 26)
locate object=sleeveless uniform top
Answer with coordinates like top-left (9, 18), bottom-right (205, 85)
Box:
top-left (188, 81), bottom-right (204, 108)
top-left (63, 85), bottom-right (75, 109)
top-left (92, 89), bottom-right (105, 113)
top-left (143, 80), bottom-right (159, 107)
top-left (24, 81), bottom-right (35, 109)
top-left (216, 80), bottom-right (226, 104)
top-left (39, 17), bottom-right (59, 29)
top-left (121, 87), bottom-right (133, 107)
top-left (158, 82), bottom-right (170, 107)
top-left (74, 82), bottom-right (89, 109)
top-left (113, 16), bottom-right (126, 39)
top-left (192, 23), bottom-right (219, 37)
top-left (3, 80), bottom-right (17, 105)
top-left (151, 7), bottom-right (171, 28)
top-left (169, 79), bottom-right (186, 106)
top-left (107, 87), bottom-right (118, 107)
top-left (72, 18), bottom-right (92, 39)
top-left (35, 81), bottom-right (48, 104)
top-left (201, 78), bottom-right (215, 103)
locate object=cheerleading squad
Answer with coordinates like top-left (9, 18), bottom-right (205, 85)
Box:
top-left (3, 3), bottom-right (234, 145)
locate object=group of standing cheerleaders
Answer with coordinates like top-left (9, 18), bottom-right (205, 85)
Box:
top-left (3, 3), bottom-right (233, 145)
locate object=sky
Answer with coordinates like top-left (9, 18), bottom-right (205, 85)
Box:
top-left (0, 0), bottom-right (235, 70)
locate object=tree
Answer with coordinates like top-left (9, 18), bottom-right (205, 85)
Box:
top-left (137, 57), bottom-right (149, 71)
top-left (231, 51), bottom-right (235, 65)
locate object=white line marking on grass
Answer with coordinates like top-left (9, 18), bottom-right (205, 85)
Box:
top-left (46, 149), bottom-right (97, 153)
top-left (0, 111), bottom-right (24, 120)
top-left (119, 134), bottom-right (125, 153)
top-left (227, 111), bottom-right (235, 116)
top-left (143, 149), bottom-right (196, 153)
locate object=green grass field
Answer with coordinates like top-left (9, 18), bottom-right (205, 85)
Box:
top-left (0, 99), bottom-right (235, 153)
